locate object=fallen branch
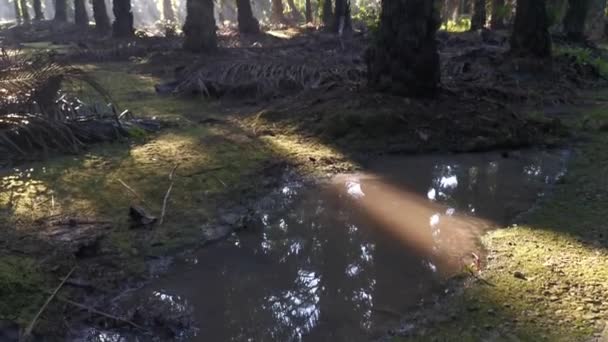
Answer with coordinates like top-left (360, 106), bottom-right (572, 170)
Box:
top-left (117, 178), bottom-right (152, 209)
top-left (159, 164), bottom-right (179, 225)
top-left (22, 267), bottom-right (75, 340)
top-left (51, 294), bottom-right (147, 331)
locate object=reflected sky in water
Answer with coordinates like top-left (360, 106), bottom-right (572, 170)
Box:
top-left (86, 150), bottom-right (568, 342)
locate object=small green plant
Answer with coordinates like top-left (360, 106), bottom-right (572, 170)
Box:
top-left (352, 1), bottom-right (380, 32)
top-left (555, 46), bottom-right (608, 78)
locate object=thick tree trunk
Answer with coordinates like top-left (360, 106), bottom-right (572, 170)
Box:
top-left (236, 0), bottom-right (260, 33)
top-left (369, 0), bottom-right (440, 97)
top-left (471, 0), bottom-right (486, 30)
top-left (510, 0), bottom-right (551, 58)
top-left (183, 0), bottom-right (217, 52)
top-left (585, 0), bottom-right (606, 40)
top-left (163, 0), bottom-right (175, 21)
top-left (305, 0), bottom-right (312, 23)
top-left (563, 0), bottom-right (591, 41)
top-left (112, 0), bottom-right (133, 37)
top-left (322, 0), bottom-right (332, 26)
top-left (74, 0), bottom-right (88, 27)
top-left (333, 0), bottom-right (351, 33)
top-left (33, 0), bottom-right (43, 20)
top-left (20, 0), bottom-right (30, 21)
top-left (92, 0), bottom-right (111, 32)
top-left (54, 0), bottom-right (67, 21)
top-left (491, 0), bottom-right (505, 28)
top-left (270, 0), bottom-right (285, 23)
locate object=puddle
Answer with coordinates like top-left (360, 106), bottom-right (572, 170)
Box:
top-left (79, 150), bottom-right (568, 341)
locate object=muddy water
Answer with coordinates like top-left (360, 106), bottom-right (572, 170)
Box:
top-left (85, 150), bottom-right (568, 342)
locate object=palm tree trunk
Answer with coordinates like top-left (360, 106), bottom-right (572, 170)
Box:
top-left (585, 0), bottom-right (607, 40)
top-left (286, 0), bottom-right (302, 21)
top-left (510, 0), bottom-right (551, 58)
top-left (563, 0), bottom-right (591, 41)
top-left (333, 0), bottom-right (351, 33)
top-left (271, 0), bottom-right (285, 23)
top-left (305, 0), bottom-right (312, 23)
top-left (54, 0), bottom-right (67, 21)
top-left (236, 0), bottom-right (260, 33)
top-left (20, 0), bottom-right (30, 22)
top-left (183, 0), bottom-right (217, 52)
top-left (74, 0), bottom-right (89, 27)
top-left (112, 0), bottom-right (134, 37)
top-left (322, 0), bottom-right (332, 26)
top-left (369, 0), bottom-right (440, 97)
top-left (491, 0), bottom-right (505, 29)
top-left (33, 0), bottom-right (44, 20)
top-left (471, 0), bottom-right (486, 30)
top-left (92, 0), bottom-right (111, 32)
top-left (163, 0), bottom-right (175, 21)
top-left (14, 0), bottom-right (23, 23)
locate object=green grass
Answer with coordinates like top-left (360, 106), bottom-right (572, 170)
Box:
top-left (0, 256), bottom-right (47, 324)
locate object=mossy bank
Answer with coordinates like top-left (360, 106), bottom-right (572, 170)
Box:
top-left (394, 99), bottom-right (608, 342)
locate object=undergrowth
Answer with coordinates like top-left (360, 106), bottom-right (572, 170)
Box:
top-left (555, 46), bottom-right (608, 78)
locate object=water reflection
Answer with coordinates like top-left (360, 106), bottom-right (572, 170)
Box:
top-left (100, 150), bottom-right (567, 342)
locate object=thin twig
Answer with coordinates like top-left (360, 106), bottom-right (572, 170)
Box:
top-left (168, 164), bottom-right (179, 181)
top-left (117, 178), bottom-right (152, 209)
top-left (213, 175), bottom-right (227, 188)
top-left (159, 164), bottom-right (179, 225)
top-left (22, 267), bottom-right (75, 340)
top-left (51, 294), bottom-right (147, 331)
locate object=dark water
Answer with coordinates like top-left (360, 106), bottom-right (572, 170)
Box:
top-left (81, 150), bottom-right (568, 342)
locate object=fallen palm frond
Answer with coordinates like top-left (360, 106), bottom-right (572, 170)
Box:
top-left (0, 48), bottom-right (128, 162)
top-left (174, 52), bottom-right (366, 98)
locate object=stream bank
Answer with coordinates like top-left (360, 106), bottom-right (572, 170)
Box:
top-left (0, 56), bottom-right (605, 341)
top-left (390, 95), bottom-right (608, 342)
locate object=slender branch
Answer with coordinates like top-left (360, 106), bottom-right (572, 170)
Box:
top-left (117, 178), bottom-right (152, 209)
top-left (22, 267), bottom-right (75, 340)
top-left (52, 294), bottom-right (147, 331)
top-left (159, 164), bottom-right (179, 225)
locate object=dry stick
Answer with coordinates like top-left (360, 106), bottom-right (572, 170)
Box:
top-left (159, 164), bottom-right (179, 226)
top-left (213, 175), bottom-right (227, 188)
top-left (50, 294), bottom-right (147, 331)
top-left (117, 178), bottom-right (152, 210)
top-left (22, 267), bottom-right (75, 341)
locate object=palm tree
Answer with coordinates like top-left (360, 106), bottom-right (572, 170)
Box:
top-left (510, 0), bottom-right (551, 58)
top-left (369, 0), bottom-right (440, 97)
top-left (183, 0), bottom-right (217, 52)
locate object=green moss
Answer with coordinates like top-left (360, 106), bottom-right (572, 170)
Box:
top-left (0, 62), bottom-right (278, 274)
top-left (76, 63), bottom-right (205, 121)
top-left (397, 98), bottom-right (608, 342)
top-left (0, 256), bottom-right (46, 323)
